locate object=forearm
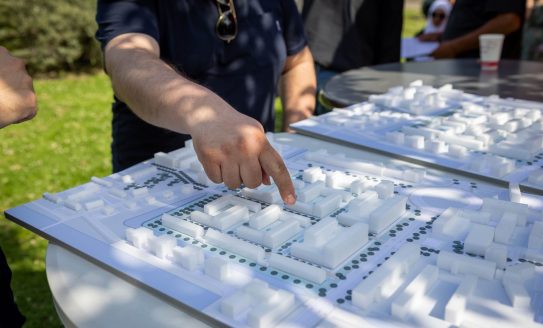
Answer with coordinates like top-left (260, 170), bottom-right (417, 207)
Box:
top-left (105, 33), bottom-right (235, 136)
top-left (445, 13), bottom-right (522, 56)
top-left (279, 47), bottom-right (316, 132)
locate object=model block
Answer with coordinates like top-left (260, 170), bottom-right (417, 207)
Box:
top-left (444, 275), bottom-right (478, 326)
top-left (391, 264), bottom-right (439, 320)
top-left (205, 229), bottom-right (265, 263)
top-left (484, 244), bottom-right (508, 268)
top-left (171, 245), bottom-right (204, 271)
top-left (494, 213), bottom-right (517, 244)
top-left (368, 196), bottom-right (407, 234)
top-left (268, 253), bottom-right (327, 284)
top-left (502, 275), bottom-right (531, 308)
top-left (432, 207), bottom-right (470, 239)
top-left (291, 219), bottom-right (369, 269)
top-left (352, 244), bottom-right (420, 310)
top-left (464, 223), bottom-right (494, 256)
top-left (161, 214), bottom-right (204, 239)
top-left (437, 251), bottom-right (496, 280)
top-left (125, 227), bottom-right (154, 250)
top-left (528, 221), bottom-right (543, 250)
top-left (241, 185), bottom-right (282, 204)
top-left (205, 257), bottom-right (233, 282)
top-left (374, 180), bottom-right (395, 199)
top-left (148, 234), bottom-right (177, 259)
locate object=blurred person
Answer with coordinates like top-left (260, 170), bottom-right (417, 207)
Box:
top-left (432, 0), bottom-right (526, 59)
top-left (417, 0), bottom-right (452, 41)
top-left (96, 0), bottom-right (316, 204)
top-left (0, 46), bottom-right (37, 328)
top-left (523, 0), bottom-right (543, 60)
top-left (301, 0), bottom-right (404, 114)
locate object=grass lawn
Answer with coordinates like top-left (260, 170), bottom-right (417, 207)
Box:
top-left (0, 9), bottom-right (425, 327)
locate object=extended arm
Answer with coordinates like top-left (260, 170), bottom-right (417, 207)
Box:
top-left (279, 46), bottom-right (316, 132)
top-left (432, 13), bottom-right (522, 58)
top-left (104, 33), bottom-right (296, 204)
top-left (0, 47), bottom-right (37, 128)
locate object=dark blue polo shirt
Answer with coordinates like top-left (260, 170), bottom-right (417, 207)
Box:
top-left (96, 0), bottom-right (307, 172)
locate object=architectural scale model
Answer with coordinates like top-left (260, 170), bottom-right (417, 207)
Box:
top-left (291, 81), bottom-right (543, 193)
top-left (5, 133), bottom-right (543, 327)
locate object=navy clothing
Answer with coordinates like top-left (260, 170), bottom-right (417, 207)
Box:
top-left (302, 0), bottom-right (404, 72)
top-left (442, 0), bottom-right (526, 59)
top-left (0, 247), bottom-right (25, 328)
top-left (96, 0), bottom-right (307, 172)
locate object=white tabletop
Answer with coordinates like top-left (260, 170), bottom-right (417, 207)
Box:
top-left (45, 133), bottom-right (507, 327)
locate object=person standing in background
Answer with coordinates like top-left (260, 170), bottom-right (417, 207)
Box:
top-left (432, 0), bottom-right (526, 59)
top-left (302, 0), bottom-right (404, 114)
top-left (417, 0), bottom-right (452, 41)
top-left (0, 45), bottom-right (38, 328)
top-left (523, 0), bottom-right (543, 60)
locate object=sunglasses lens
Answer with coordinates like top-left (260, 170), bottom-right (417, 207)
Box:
top-left (216, 11), bottom-right (237, 41)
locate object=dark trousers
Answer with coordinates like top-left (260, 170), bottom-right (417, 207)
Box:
top-left (0, 247), bottom-right (25, 328)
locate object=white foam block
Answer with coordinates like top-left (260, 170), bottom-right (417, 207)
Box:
top-left (321, 223), bottom-right (369, 268)
top-left (149, 234), bottom-right (177, 259)
top-left (249, 205), bottom-right (282, 229)
top-left (352, 244), bottom-right (420, 309)
top-left (161, 214), bottom-right (204, 239)
top-left (262, 220), bottom-right (301, 248)
top-left (241, 185), bottom-right (282, 204)
top-left (303, 167), bottom-right (325, 183)
top-left (374, 180), bottom-right (394, 199)
top-left (437, 251), bottom-right (496, 280)
top-left (125, 227), bottom-right (154, 250)
top-left (528, 221), bottom-right (543, 250)
top-left (43, 192), bottom-right (62, 204)
top-left (268, 253), bottom-right (326, 284)
top-left (205, 229), bottom-right (265, 263)
top-left (247, 289), bottom-right (295, 328)
top-left (213, 205), bottom-right (249, 231)
top-left (433, 208), bottom-right (470, 240)
top-left (171, 245), bottom-right (204, 271)
top-left (509, 183), bottom-right (522, 203)
top-left (464, 223), bottom-right (494, 256)
top-left (494, 213), bottom-right (517, 244)
top-left (313, 193), bottom-right (342, 218)
top-left (298, 181), bottom-right (325, 203)
top-left (220, 291), bottom-right (252, 318)
top-left (301, 217), bottom-right (338, 247)
top-left (368, 196), bottom-right (407, 234)
top-left (204, 257), bottom-right (232, 282)
top-left (84, 199), bottom-right (104, 211)
top-left (482, 198), bottom-right (530, 218)
top-left (484, 243), bottom-right (508, 268)
top-left (391, 264), bottom-right (439, 320)
top-left (502, 275), bottom-right (531, 308)
top-left (445, 275), bottom-right (478, 326)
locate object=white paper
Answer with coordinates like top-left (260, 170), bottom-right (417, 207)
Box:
top-left (401, 37), bottom-right (439, 59)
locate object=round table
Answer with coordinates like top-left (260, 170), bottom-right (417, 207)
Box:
top-left (322, 59), bottom-right (543, 108)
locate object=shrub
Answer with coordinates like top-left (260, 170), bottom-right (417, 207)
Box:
top-left (0, 0), bottom-right (101, 75)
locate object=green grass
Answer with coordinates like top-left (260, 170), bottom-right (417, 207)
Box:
top-left (403, 7), bottom-right (426, 37)
top-left (0, 73), bottom-right (113, 327)
top-left (0, 8), bottom-right (425, 326)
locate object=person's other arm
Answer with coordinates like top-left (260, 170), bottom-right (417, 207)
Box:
top-left (0, 47), bottom-right (37, 128)
top-left (280, 46), bottom-right (315, 132)
top-left (432, 13), bottom-right (522, 58)
top-left (104, 33), bottom-right (296, 204)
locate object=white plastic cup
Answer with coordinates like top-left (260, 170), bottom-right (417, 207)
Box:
top-left (479, 34), bottom-right (504, 70)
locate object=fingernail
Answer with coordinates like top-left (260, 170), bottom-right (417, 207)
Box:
top-left (285, 194), bottom-right (296, 205)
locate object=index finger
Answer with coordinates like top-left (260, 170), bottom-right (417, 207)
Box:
top-left (258, 143), bottom-right (296, 205)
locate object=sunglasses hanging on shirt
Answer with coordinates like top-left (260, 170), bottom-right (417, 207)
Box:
top-left (215, 0), bottom-right (238, 43)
